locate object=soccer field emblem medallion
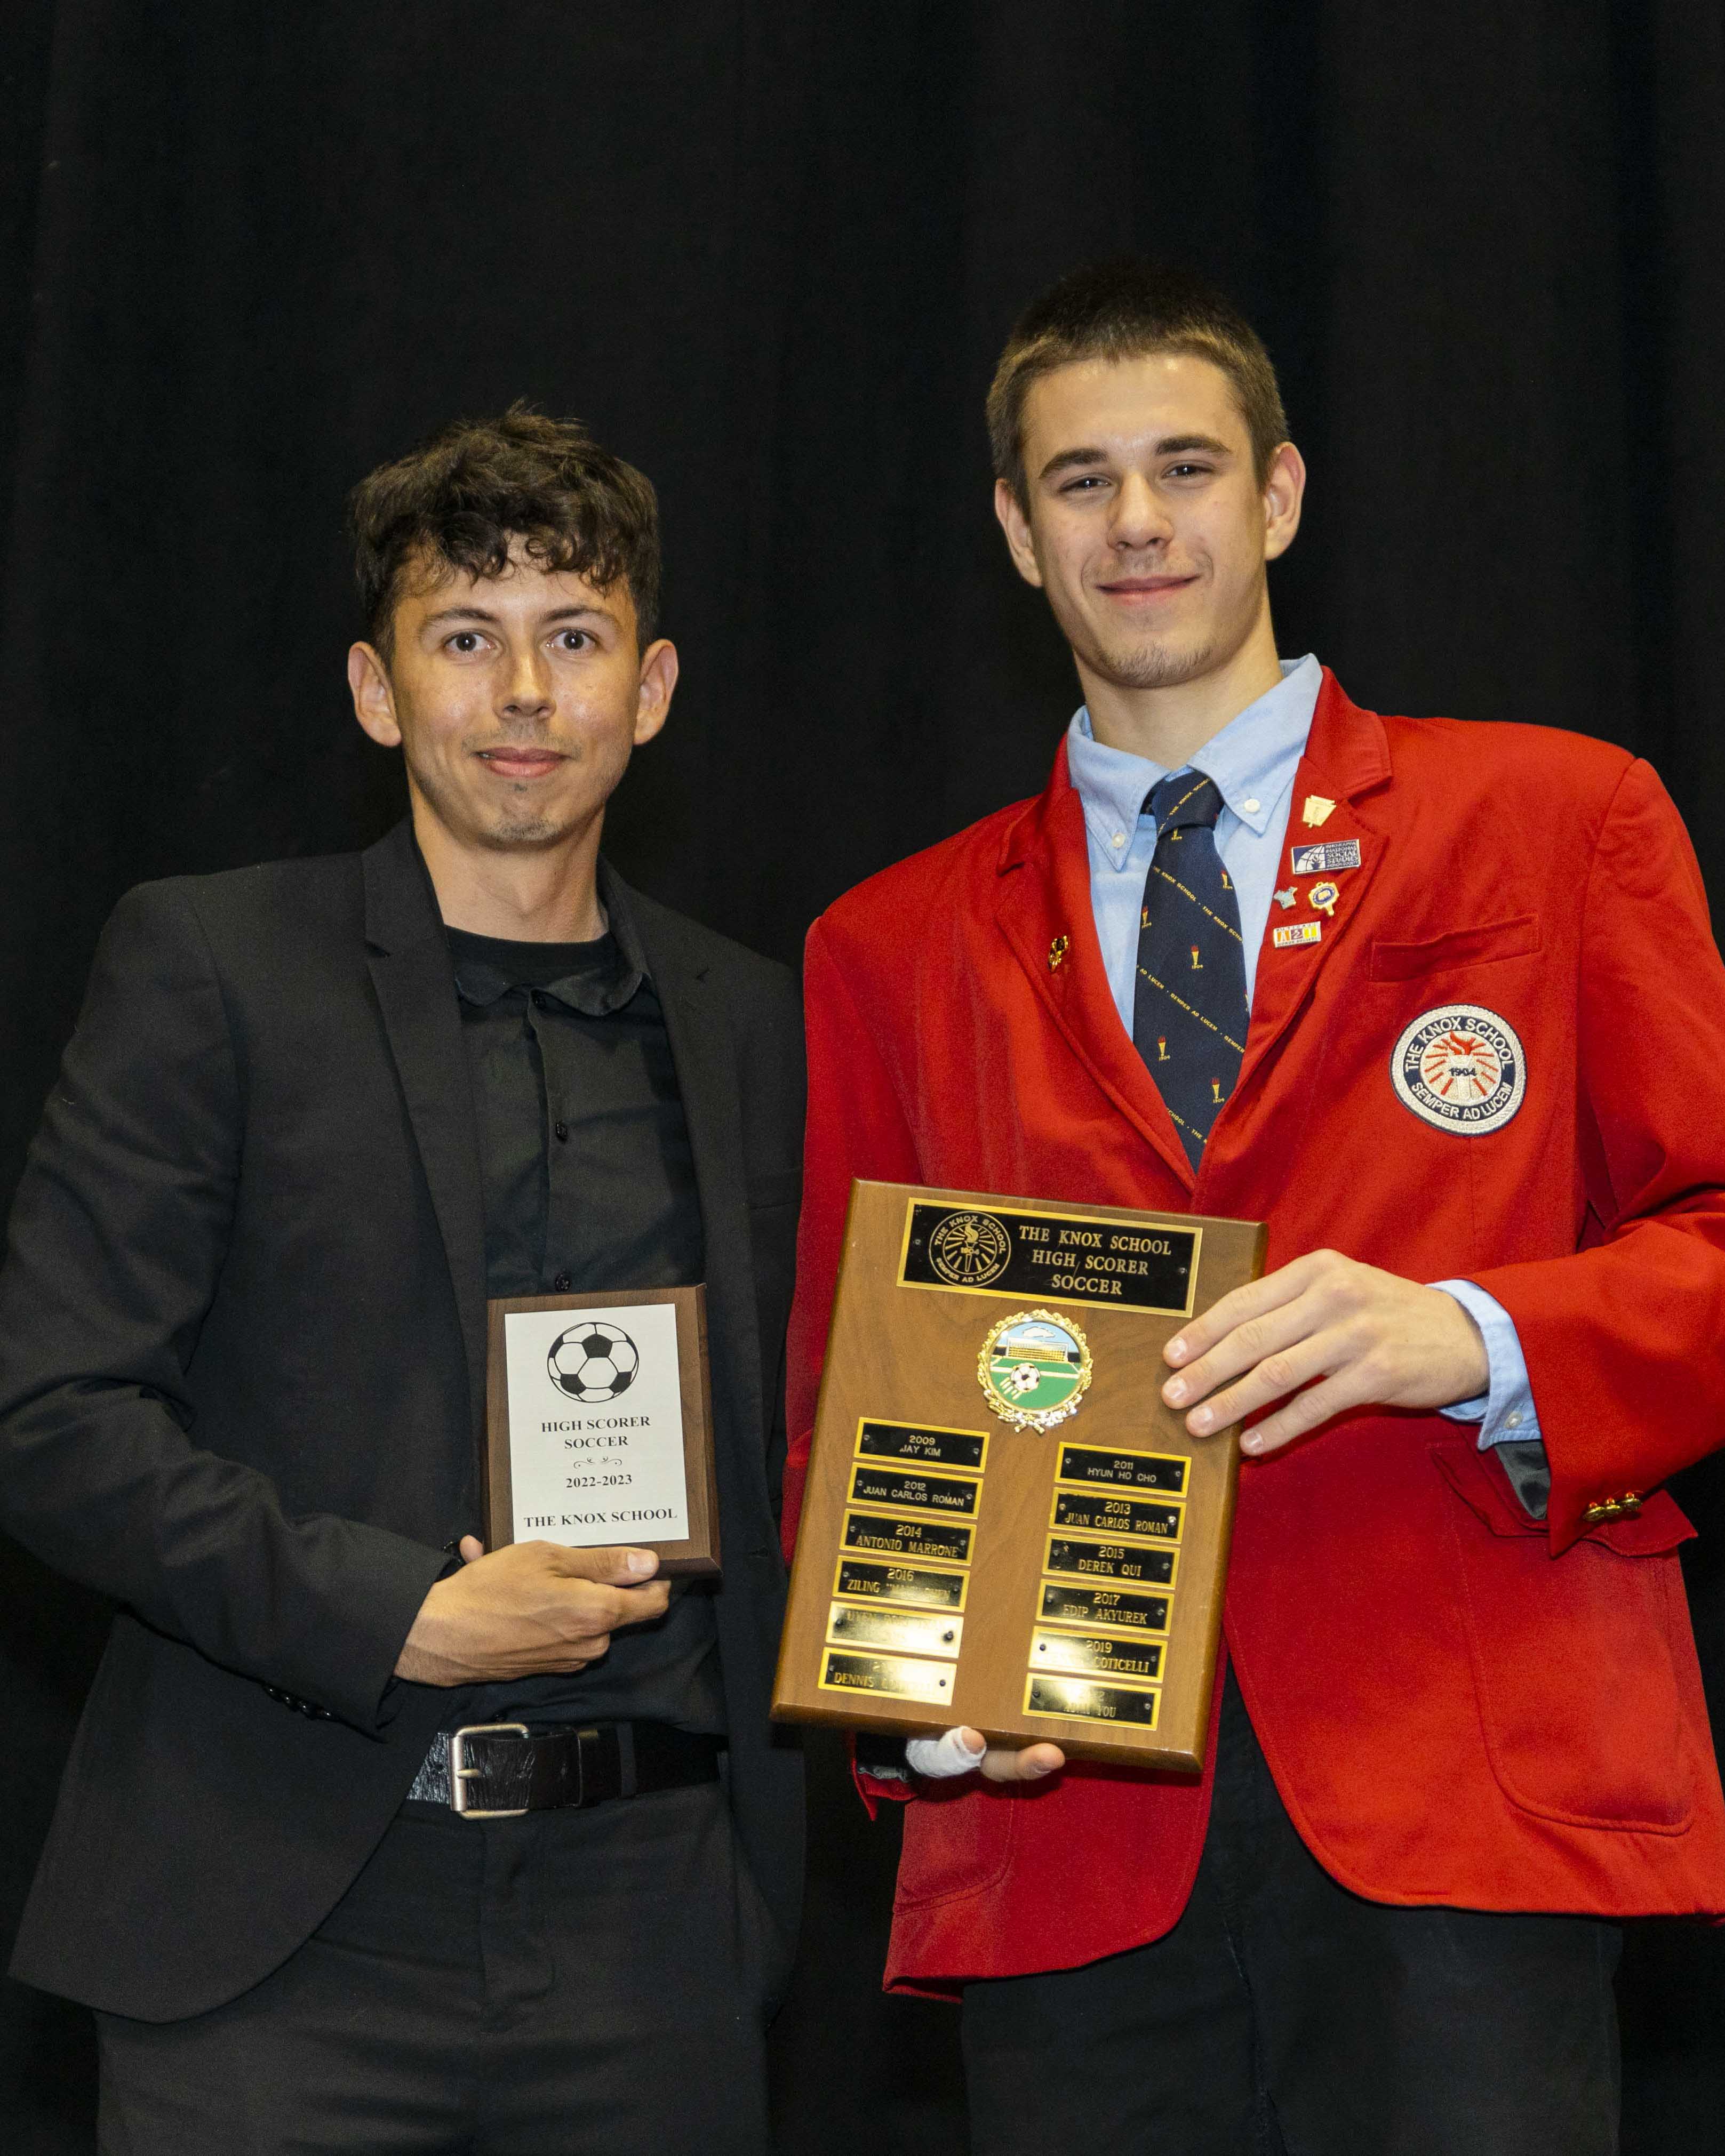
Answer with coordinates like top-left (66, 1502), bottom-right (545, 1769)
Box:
top-left (1391, 1004), bottom-right (1526, 1135)
top-left (979, 1309), bottom-right (1092, 1430)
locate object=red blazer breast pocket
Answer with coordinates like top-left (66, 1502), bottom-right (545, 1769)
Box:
top-left (1369, 914), bottom-right (1540, 982)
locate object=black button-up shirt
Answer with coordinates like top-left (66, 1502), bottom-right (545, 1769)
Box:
top-left (447, 918), bottom-right (725, 1735)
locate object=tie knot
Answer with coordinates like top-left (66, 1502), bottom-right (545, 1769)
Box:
top-left (1144, 771), bottom-right (1224, 836)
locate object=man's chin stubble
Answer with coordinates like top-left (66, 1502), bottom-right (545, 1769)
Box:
top-left (482, 809), bottom-right (568, 849)
top-left (1092, 635), bottom-right (1221, 692)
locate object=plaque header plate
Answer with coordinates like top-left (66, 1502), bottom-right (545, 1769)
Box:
top-left (899, 1201), bottom-right (1199, 1316)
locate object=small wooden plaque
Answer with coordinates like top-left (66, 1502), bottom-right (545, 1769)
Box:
top-left (773, 1183), bottom-right (1266, 1767)
top-left (484, 1286), bottom-right (720, 1578)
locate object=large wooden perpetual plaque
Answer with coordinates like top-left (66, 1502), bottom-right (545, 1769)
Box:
top-left (774, 1183), bottom-right (1266, 1768)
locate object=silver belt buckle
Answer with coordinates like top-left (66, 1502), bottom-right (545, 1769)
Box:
top-left (448, 1721), bottom-right (531, 1819)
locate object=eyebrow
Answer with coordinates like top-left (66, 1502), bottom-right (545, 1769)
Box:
top-left (419, 602), bottom-right (614, 629)
top-left (1037, 434), bottom-right (1235, 481)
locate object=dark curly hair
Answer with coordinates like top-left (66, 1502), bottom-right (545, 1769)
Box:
top-left (349, 403), bottom-right (660, 659)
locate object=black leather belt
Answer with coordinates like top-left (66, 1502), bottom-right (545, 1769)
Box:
top-left (408, 1720), bottom-right (723, 1819)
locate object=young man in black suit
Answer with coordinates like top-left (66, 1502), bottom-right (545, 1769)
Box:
top-left (0, 408), bottom-right (803, 2153)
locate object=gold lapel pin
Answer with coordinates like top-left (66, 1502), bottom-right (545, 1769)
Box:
top-left (1301, 794), bottom-right (1336, 828)
top-left (1048, 934), bottom-right (1070, 972)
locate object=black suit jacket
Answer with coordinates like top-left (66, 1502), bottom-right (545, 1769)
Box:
top-left (0, 821), bottom-right (805, 2019)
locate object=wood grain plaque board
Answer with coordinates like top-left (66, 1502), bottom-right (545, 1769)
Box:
top-left (484, 1285), bottom-right (720, 1577)
top-left (773, 1183), bottom-right (1266, 1768)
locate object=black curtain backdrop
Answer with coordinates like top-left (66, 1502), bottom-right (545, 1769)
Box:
top-left (3, 5), bottom-right (1723, 2149)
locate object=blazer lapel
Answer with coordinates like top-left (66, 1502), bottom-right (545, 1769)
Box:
top-left (994, 747), bottom-right (1197, 1192)
top-left (362, 823), bottom-right (489, 1458)
top-left (604, 867), bottom-right (771, 1522)
top-left (1231, 671), bottom-right (1394, 1105)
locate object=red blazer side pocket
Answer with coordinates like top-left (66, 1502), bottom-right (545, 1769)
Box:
top-left (1430, 1441), bottom-right (1695, 1832)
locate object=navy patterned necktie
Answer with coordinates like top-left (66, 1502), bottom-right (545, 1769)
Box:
top-left (1131, 771), bottom-right (1249, 1168)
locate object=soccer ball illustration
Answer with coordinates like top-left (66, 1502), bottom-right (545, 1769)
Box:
top-left (1007, 1363), bottom-right (1041, 1397)
top-left (547, 1322), bottom-right (640, 1404)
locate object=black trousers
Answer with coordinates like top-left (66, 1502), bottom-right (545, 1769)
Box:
top-left (962, 1677), bottom-right (1622, 2156)
top-left (95, 1781), bottom-right (770, 2155)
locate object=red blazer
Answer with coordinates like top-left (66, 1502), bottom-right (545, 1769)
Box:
top-left (786, 671), bottom-right (1725, 1995)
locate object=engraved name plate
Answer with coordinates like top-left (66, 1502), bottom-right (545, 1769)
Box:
top-left (1028, 1629), bottom-right (1164, 1682)
top-left (1051, 1490), bottom-right (1184, 1540)
top-left (826, 1604), bottom-right (964, 1656)
top-left (848, 1464), bottom-right (981, 1516)
top-left (842, 1512), bottom-right (974, 1562)
top-left (856, 1420), bottom-right (988, 1471)
top-left (834, 1558), bottom-right (969, 1610)
top-left (1024, 1675), bottom-right (1162, 1726)
top-left (820, 1650), bottom-right (957, 1704)
top-left (1039, 1582), bottom-right (1171, 1634)
top-left (1043, 1537), bottom-right (1179, 1586)
top-left (1057, 1444), bottom-right (1188, 1495)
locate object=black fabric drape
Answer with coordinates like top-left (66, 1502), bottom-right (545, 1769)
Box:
top-left (2, 5), bottom-right (1722, 2148)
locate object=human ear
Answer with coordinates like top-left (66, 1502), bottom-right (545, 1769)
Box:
top-left (994, 478), bottom-right (1046, 589)
top-left (1261, 442), bottom-right (1306, 564)
top-left (633, 638), bottom-right (679, 747)
top-left (348, 642), bottom-right (402, 748)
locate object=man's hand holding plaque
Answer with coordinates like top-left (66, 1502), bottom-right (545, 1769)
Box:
top-left (395, 1538), bottom-right (671, 1686)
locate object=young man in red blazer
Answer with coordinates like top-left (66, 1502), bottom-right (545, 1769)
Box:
top-left (785, 261), bottom-right (1725, 2154)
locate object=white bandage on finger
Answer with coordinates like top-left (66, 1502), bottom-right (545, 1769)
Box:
top-left (906, 1727), bottom-right (986, 1779)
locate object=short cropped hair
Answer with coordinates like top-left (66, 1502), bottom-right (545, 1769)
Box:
top-left (987, 261), bottom-right (1288, 504)
top-left (349, 403), bottom-right (660, 658)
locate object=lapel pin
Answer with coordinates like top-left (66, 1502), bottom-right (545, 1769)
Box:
top-left (1273, 886), bottom-right (1296, 910)
top-left (1291, 839), bottom-right (1361, 875)
top-left (1048, 934), bottom-right (1069, 972)
top-left (1273, 921), bottom-right (1322, 949)
top-left (1309, 880), bottom-right (1340, 918)
top-left (1301, 794), bottom-right (1336, 828)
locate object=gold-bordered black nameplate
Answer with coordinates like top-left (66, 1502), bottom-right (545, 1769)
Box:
top-left (855, 1418), bottom-right (988, 1473)
top-left (1024, 1674), bottom-right (1162, 1727)
top-left (1056, 1444), bottom-right (1188, 1495)
top-left (1028, 1628), bottom-right (1164, 1682)
top-left (1039, 1581), bottom-right (1171, 1634)
top-left (1051, 1490), bottom-right (1183, 1541)
top-left (833, 1557), bottom-right (969, 1611)
top-left (1043, 1536), bottom-right (1180, 1588)
top-left (842, 1511), bottom-right (974, 1562)
top-left (898, 1201), bottom-right (1200, 1317)
top-left (825, 1602), bottom-right (964, 1656)
top-left (848, 1463), bottom-right (981, 1517)
top-left (820, 1649), bottom-right (956, 1704)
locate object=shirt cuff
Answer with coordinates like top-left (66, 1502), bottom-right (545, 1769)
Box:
top-left (1428, 1280), bottom-right (1541, 1450)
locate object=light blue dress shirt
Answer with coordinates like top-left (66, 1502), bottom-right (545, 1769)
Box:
top-left (1065, 655), bottom-right (1539, 1453)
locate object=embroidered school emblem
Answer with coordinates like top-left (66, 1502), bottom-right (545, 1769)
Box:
top-left (1391, 1005), bottom-right (1527, 1135)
